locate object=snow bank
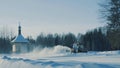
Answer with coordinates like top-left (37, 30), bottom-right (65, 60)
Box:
top-left (0, 54), bottom-right (120, 68)
top-left (86, 50), bottom-right (120, 56)
top-left (97, 50), bottom-right (120, 55)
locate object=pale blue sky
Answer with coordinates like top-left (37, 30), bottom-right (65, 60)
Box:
top-left (0, 0), bottom-right (105, 38)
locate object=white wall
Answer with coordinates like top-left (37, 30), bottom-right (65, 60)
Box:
top-left (12, 43), bottom-right (29, 53)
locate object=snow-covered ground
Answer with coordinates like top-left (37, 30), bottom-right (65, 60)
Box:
top-left (0, 45), bottom-right (120, 68)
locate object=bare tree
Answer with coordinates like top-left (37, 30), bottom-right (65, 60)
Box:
top-left (100, 0), bottom-right (120, 30)
top-left (0, 26), bottom-right (15, 39)
top-left (99, 0), bottom-right (120, 50)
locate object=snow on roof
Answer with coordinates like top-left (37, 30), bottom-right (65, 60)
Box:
top-left (12, 34), bottom-right (29, 43)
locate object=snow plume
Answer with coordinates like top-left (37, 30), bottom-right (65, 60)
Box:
top-left (27, 45), bottom-right (71, 58)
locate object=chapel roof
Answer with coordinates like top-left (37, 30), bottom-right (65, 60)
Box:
top-left (11, 23), bottom-right (29, 43)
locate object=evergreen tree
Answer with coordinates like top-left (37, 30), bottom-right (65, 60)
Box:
top-left (46, 34), bottom-right (55, 47)
top-left (54, 34), bottom-right (62, 45)
top-left (63, 33), bottom-right (76, 48)
top-left (0, 37), bottom-right (12, 53)
top-left (83, 28), bottom-right (110, 51)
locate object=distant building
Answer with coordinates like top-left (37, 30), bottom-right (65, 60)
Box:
top-left (11, 24), bottom-right (29, 53)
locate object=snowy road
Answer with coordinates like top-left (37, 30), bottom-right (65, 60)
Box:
top-left (0, 46), bottom-right (120, 68)
top-left (0, 53), bottom-right (120, 68)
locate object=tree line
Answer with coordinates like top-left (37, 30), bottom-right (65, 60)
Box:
top-left (0, 27), bottom-right (114, 53)
top-left (35, 33), bottom-right (76, 48)
top-left (35, 28), bottom-right (111, 51)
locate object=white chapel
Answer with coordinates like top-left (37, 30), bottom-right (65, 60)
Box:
top-left (11, 24), bottom-right (29, 53)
